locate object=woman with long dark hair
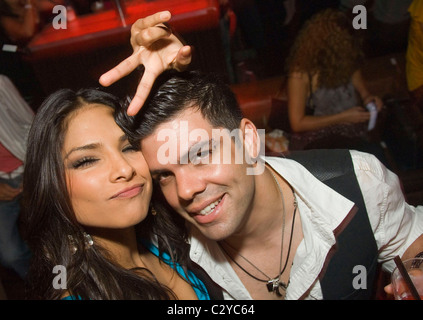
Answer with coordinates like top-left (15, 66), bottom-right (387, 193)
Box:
top-left (21, 88), bottom-right (209, 300)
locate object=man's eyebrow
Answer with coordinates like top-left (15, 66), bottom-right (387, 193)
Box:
top-left (148, 139), bottom-right (214, 175)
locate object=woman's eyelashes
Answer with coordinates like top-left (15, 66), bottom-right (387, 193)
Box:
top-left (71, 157), bottom-right (98, 169)
top-left (70, 144), bottom-right (137, 169)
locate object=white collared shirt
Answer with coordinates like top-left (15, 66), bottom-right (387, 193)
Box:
top-left (189, 150), bottom-right (423, 300)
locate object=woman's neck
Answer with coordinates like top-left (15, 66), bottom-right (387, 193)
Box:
top-left (88, 227), bottom-right (145, 270)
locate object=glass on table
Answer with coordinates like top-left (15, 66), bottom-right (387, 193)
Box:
top-left (391, 258), bottom-right (423, 300)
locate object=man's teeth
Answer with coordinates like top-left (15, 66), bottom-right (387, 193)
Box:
top-left (199, 198), bottom-right (222, 216)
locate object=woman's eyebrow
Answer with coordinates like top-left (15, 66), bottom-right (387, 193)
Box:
top-left (64, 135), bottom-right (128, 159)
top-left (64, 143), bottom-right (101, 160)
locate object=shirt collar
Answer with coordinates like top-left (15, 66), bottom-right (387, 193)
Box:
top-left (188, 155), bottom-right (356, 300)
top-left (189, 227), bottom-right (253, 299)
top-left (265, 156), bottom-right (355, 236)
top-left (265, 156), bottom-right (356, 299)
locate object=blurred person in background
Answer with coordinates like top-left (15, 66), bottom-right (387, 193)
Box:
top-left (285, 9), bottom-right (386, 165)
top-left (0, 0), bottom-right (61, 105)
top-left (0, 74), bottom-right (33, 280)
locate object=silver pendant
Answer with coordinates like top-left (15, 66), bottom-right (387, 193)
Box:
top-left (266, 279), bottom-right (288, 297)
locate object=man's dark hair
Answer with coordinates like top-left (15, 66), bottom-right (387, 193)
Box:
top-left (117, 70), bottom-right (244, 144)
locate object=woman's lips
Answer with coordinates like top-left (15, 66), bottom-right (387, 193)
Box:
top-left (110, 184), bottom-right (143, 199)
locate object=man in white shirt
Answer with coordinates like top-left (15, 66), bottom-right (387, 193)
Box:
top-left (117, 70), bottom-right (423, 300)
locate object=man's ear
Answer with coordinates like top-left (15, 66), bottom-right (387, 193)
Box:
top-left (240, 118), bottom-right (260, 159)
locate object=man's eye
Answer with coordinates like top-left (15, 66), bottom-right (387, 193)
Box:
top-left (190, 148), bottom-right (212, 165)
top-left (153, 171), bottom-right (172, 183)
top-left (197, 149), bottom-right (211, 159)
top-left (123, 144), bottom-right (139, 152)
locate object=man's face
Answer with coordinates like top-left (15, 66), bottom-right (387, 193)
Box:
top-left (141, 107), bottom-right (259, 241)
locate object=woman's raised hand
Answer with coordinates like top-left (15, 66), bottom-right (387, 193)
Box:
top-left (99, 11), bottom-right (192, 116)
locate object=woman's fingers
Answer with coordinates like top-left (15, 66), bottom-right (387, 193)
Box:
top-left (172, 45), bottom-right (192, 71)
top-left (126, 69), bottom-right (158, 116)
top-left (99, 52), bottom-right (140, 87)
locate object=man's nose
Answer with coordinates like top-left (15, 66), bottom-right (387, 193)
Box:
top-left (175, 168), bottom-right (207, 201)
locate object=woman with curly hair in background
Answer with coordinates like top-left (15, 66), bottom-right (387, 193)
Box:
top-left (285, 8), bottom-right (385, 156)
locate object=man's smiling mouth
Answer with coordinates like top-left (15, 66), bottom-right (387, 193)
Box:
top-left (198, 196), bottom-right (223, 216)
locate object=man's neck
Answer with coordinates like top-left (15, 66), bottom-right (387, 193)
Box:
top-left (218, 165), bottom-right (303, 300)
top-left (223, 165), bottom-right (295, 251)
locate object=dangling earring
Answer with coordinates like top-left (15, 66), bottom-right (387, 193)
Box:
top-left (83, 232), bottom-right (94, 248)
top-left (151, 206), bottom-right (157, 216)
top-left (67, 235), bottom-right (77, 255)
top-left (67, 232), bottom-right (93, 254)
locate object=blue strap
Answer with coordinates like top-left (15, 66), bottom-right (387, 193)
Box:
top-left (141, 240), bottom-right (210, 300)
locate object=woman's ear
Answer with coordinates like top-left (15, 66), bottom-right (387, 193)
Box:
top-left (240, 118), bottom-right (260, 160)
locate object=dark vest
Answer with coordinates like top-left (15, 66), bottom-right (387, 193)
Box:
top-left (191, 149), bottom-right (379, 300)
top-left (286, 149), bottom-right (378, 299)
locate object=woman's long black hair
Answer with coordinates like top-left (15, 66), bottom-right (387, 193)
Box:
top-left (21, 88), bottom-right (190, 300)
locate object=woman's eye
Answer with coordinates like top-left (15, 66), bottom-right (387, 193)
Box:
top-left (71, 157), bottom-right (98, 169)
